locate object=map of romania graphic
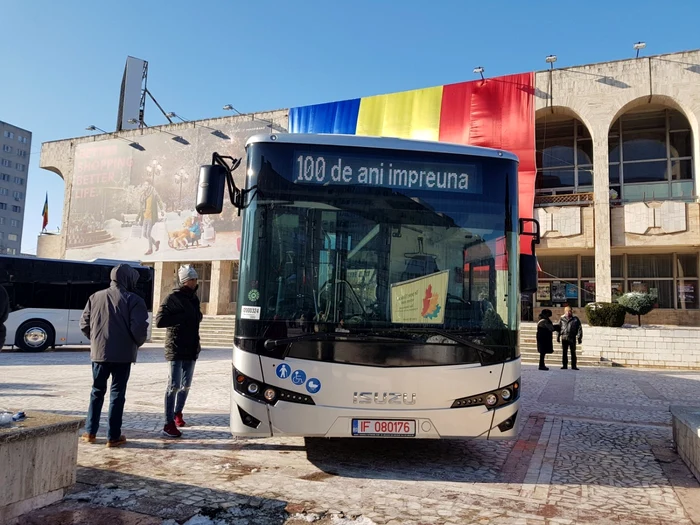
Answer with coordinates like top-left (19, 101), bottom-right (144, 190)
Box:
top-left (421, 284), bottom-right (441, 319)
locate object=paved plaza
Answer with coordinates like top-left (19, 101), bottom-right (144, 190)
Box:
top-left (1, 345), bottom-right (699, 525)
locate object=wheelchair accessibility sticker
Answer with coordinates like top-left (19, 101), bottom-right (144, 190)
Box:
top-left (291, 369), bottom-right (307, 385)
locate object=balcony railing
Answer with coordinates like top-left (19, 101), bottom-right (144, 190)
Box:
top-left (535, 192), bottom-right (594, 207)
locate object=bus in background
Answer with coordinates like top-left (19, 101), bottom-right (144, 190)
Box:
top-left (0, 256), bottom-right (154, 352)
top-left (196, 133), bottom-right (539, 440)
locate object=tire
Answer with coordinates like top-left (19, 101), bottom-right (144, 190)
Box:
top-left (15, 320), bottom-right (55, 352)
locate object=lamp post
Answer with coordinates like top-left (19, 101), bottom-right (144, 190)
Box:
top-left (473, 66), bottom-right (485, 80)
top-left (634, 41), bottom-right (646, 58)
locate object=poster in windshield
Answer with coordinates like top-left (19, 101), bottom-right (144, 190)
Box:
top-left (390, 270), bottom-right (449, 324)
top-left (65, 119), bottom-right (277, 262)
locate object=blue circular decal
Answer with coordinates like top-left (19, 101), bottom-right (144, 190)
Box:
top-left (306, 378), bottom-right (321, 394)
top-left (291, 369), bottom-right (307, 386)
top-left (275, 363), bottom-right (291, 380)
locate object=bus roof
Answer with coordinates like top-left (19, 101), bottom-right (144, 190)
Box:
top-left (0, 254), bottom-right (147, 268)
top-left (245, 133), bottom-right (520, 163)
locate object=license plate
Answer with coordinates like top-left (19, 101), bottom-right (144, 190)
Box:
top-left (351, 419), bottom-right (416, 437)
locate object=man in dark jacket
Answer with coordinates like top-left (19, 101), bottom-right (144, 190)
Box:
top-left (156, 264), bottom-right (202, 438)
top-left (80, 264), bottom-right (149, 447)
top-left (0, 284), bottom-right (9, 348)
top-left (557, 306), bottom-right (583, 370)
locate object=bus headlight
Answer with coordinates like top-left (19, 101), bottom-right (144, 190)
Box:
top-left (451, 378), bottom-right (521, 410)
top-left (263, 388), bottom-right (277, 402)
top-left (247, 383), bottom-right (260, 395)
top-left (485, 394), bottom-right (498, 406)
top-left (500, 389), bottom-right (512, 401)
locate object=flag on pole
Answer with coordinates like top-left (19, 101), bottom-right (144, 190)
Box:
top-left (41, 193), bottom-right (49, 231)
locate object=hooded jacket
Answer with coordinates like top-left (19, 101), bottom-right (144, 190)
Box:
top-left (155, 285), bottom-right (202, 361)
top-left (0, 284), bottom-right (9, 347)
top-left (80, 264), bottom-right (149, 363)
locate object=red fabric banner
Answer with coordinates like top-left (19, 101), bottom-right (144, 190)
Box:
top-left (438, 73), bottom-right (536, 254)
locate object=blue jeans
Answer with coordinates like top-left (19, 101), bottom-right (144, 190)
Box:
top-left (85, 362), bottom-right (132, 441)
top-left (165, 360), bottom-right (196, 424)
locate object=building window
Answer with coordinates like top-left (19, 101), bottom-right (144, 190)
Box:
top-left (10, 219), bottom-right (18, 227)
top-left (1, 159), bottom-right (11, 168)
top-left (536, 115), bottom-right (593, 198)
top-left (0, 217), bottom-right (4, 225)
top-left (13, 177), bottom-right (23, 185)
top-left (609, 108), bottom-right (694, 203)
top-left (0, 203), bottom-right (6, 210)
top-left (15, 163), bottom-right (25, 172)
top-left (3, 131), bottom-right (14, 139)
top-left (7, 233), bottom-right (18, 242)
top-left (2, 145), bottom-right (11, 153)
top-left (0, 173), bottom-right (9, 182)
top-left (11, 205), bottom-right (21, 213)
top-left (12, 191), bottom-right (22, 199)
top-left (0, 188), bottom-right (7, 196)
top-left (6, 248), bottom-right (16, 255)
top-left (190, 262), bottom-right (212, 303)
top-left (17, 136), bottom-right (27, 144)
top-left (537, 255), bottom-right (580, 307)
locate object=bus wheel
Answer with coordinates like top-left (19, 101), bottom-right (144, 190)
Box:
top-left (15, 321), bottom-right (55, 352)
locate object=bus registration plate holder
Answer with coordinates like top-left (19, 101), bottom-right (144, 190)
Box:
top-left (351, 419), bottom-right (416, 437)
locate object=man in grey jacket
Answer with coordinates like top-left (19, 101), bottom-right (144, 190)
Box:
top-left (80, 264), bottom-right (149, 447)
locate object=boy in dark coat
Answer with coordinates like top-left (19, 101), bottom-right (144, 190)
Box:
top-left (156, 264), bottom-right (203, 438)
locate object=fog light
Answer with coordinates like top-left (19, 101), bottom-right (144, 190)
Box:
top-left (500, 389), bottom-right (512, 401)
top-left (236, 374), bottom-right (246, 383)
top-left (485, 394), bottom-right (498, 406)
top-left (263, 388), bottom-right (277, 402)
top-left (247, 383), bottom-right (260, 395)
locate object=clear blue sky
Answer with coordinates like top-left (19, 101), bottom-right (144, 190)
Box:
top-left (2, 0), bottom-right (699, 254)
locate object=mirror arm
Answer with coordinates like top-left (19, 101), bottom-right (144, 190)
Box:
top-left (211, 152), bottom-right (243, 209)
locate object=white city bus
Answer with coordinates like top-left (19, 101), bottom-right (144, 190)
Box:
top-left (196, 134), bottom-right (539, 439)
top-left (1, 256), bottom-right (154, 351)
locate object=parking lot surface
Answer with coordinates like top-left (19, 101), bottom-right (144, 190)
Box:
top-left (1, 346), bottom-right (699, 525)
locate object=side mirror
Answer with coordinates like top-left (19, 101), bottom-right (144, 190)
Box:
top-left (195, 164), bottom-right (227, 215)
top-left (520, 254), bottom-right (538, 293)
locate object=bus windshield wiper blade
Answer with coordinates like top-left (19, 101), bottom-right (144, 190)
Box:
top-left (428, 329), bottom-right (495, 357)
top-left (264, 332), bottom-right (338, 350)
top-left (365, 328), bottom-right (495, 357)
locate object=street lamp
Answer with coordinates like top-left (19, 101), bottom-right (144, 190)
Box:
top-left (174, 169), bottom-right (189, 212)
top-left (85, 124), bottom-right (142, 149)
top-left (545, 55), bottom-right (557, 69)
top-left (473, 66), bottom-right (484, 80)
top-left (634, 41), bottom-right (646, 58)
top-left (146, 159), bottom-right (162, 184)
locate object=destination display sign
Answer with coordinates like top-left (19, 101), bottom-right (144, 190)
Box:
top-left (293, 151), bottom-right (482, 193)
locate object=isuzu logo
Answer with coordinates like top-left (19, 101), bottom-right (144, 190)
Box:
top-left (352, 392), bottom-right (417, 405)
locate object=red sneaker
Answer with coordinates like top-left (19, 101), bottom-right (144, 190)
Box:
top-left (162, 422), bottom-right (182, 438)
top-left (174, 412), bottom-right (186, 427)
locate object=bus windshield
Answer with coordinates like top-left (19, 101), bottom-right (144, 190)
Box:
top-left (236, 142), bottom-right (519, 364)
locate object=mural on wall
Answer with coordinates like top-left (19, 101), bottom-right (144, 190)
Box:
top-left (66, 120), bottom-right (276, 262)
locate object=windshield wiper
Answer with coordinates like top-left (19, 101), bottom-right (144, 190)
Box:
top-left (263, 332), bottom-right (338, 350)
top-left (364, 328), bottom-right (495, 357)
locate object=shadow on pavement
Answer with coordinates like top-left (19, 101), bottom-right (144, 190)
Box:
top-left (17, 467), bottom-right (290, 525)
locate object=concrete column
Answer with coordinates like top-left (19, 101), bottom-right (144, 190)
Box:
top-left (208, 260), bottom-right (233, 315)
top-left (153, 261), bottom-right (178, 309)
top-left (592, 127), bottom-right (612, 302)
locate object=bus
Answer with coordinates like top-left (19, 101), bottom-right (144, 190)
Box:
top-left (196, 133), bottom-right (539, 439)
top-left (1, 256), bottom-right (154, 352)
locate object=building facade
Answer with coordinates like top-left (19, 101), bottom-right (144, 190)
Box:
top-left (39, 50), bottom-right (700, 325)
top-left (0, 120), bottom-right (30, 255)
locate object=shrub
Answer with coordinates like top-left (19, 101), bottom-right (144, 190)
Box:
top-left (584, 302), bottom-right (627, 327)
top-left (617, 292), bottom-right (656, 326)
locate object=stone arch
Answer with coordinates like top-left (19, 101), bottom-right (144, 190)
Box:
top-left (535, 106), bottom-right (595, 137)
top-left (607, 94), bottom-right (697, 133)
top-left (607, 95), bottom-right (696, 203)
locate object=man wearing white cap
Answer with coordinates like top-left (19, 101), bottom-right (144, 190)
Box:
top-left (155, 264), bottom-right (203, 438)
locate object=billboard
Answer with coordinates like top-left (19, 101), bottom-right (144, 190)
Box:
top-left (116, 56), bottom-right (146, 132)
top-left (66, 120), bottom-right (274, 262)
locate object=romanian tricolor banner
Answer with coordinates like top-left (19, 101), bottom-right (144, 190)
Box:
top-left (289, 73), bottom-right (536, 253)
top-left (41, 193), bottom-right (49, 231)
